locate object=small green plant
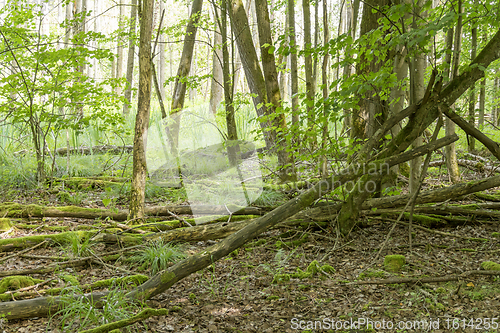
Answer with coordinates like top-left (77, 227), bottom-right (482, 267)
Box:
top-left (102, 186), bottom-right (118, 208)
top-left (64, 234), bottom-right (95, 258)
top-left (130, 239), bottom-right (186, 275)
top-left (49, 285), bottom-right (144, 332)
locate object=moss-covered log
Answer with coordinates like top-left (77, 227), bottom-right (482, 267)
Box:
top-left (54, 145), bottom-right (133, 156)
top-left (0, 202), bottom-right (264, 221)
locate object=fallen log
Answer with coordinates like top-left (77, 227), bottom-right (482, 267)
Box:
top-left (362, 174), bottom-right (500, 210)
top-left (54, 145), bottom-right (134, 156)
top-left (0, 202), bottom-right (264, 221)
top-left (428, 159), bottom-right (500, 172)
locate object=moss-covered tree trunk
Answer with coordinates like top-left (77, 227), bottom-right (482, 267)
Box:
top-left (129, 0), bottom-right (154, 220)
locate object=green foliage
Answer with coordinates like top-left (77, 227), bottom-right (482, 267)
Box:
top-left (0, 3), bottom-right (126, 182)
top-left (130, 240), bottom-right (186, 275)
top-left (49, 285), bottom-right (145, 332)
top-left (64, 233), bottom-right (96, 258)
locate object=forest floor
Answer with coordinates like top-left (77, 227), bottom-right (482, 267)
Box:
top-left (1, 174), bottom-right (500, 333)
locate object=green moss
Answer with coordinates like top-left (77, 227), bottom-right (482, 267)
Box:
top-left (435, 287), bottom-right (447, 294)
top-left (0, 230), bottom-right (95, 247)
top-left (61, 275), bottom-right (79, 285)
top-left (272, 274), bottom-right (290, 284)
top-left (90, 274), bottom-right (149, 288)
top-left (481, 261), bottom-right (500, 271)
top-left (492, 232), bottom-right (500, 238)
top-left (358, 269), bottom-right (386, 280)
top-left (474, 192), bottom-right (500, 202)
top-left (267, 295), bottom-right (280, 300)
top-left (399, 162), bottom-right (410, 177)
top-left (160, 271), bottom-right (176, 284)
top-left (0, 218), bottom-right (12, 232)
top-left (275, 234), bottom-right (309, 249)
top-left (384, 255), bottom-right (406, 272)
top-left (0, 276), bottom-right (43, 293)
top-left (189, 293), bottom-right (196, 301)
top-left (458, 204), bottom-right (480, 210)
top-left (403, 213), bottom-right (442, 227)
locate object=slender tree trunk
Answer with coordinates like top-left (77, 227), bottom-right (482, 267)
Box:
top-left (123, 0), bottom-right (138, 116)
top-left (494, 71), bottom-right (499, 126)
top-left (445, 0), bottom-right (462, 184)
top-left (468, 25), bottom-right (477, 151)
top-left (158, 0), bottom-right (166, 102)
top-left (115, 0), bottom-right (125, 94)
top-left (228, 0), bottom-right (277, 150)
top-left (478, 34), bottom-right (487, 128)
top-left (303, 0), bottom-right (316, 148)
top-left (209, 6), bottom-right (224, 115)
top-left (129, 0), bottom-right (154, 220)
top-left (288, 0), bottom-right (299, 140)
top-left (219, 0), bottom-right (239, 165)
top-left (409, 0), bottom-right (426, 195)
top-left (341, 0), bottom-right (359, 133)
top-left (254, 0), bottom-right (294, 180)
top-left (169, 0), bottom-right (203, 154)
top-left (320, 0), bottom-right (329, 177)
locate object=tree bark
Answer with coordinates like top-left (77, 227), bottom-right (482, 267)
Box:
top-left (129, 0), bottom-right (154, 220)
top-left (123, 0), bottom-right (138, 116)
top-left (288, 0), bottom-right (299, 139)
top-left (254, 0), bottom-right (294, 179)
top-left (209, 5), bottom-right (223, 115)
top-left (115, 0), bottom-right (125, 94)
top-left (168, 0), bottom-right (203, 154)
top-left (468, 24), bottom-right (477, 151)
top-left (409, 0), bottom-right (426, 194)
top-left (303, 0), bottom-right (316, 148)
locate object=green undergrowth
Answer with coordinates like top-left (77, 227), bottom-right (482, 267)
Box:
top-left (49, 285), bottom-right (146, 332)
top-left (128, 239), bottom-right (186, 275)
top-left (272, 260), bottom-right (335, 284)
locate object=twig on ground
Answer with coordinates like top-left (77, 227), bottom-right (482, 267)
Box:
top-left (0, 239), bottom-right (49, 263)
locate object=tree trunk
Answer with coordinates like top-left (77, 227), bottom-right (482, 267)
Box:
top-left (445, 0), bottom-right (462, 184)
top-left (468, 25), bottom-right (477, 151)
top-left (168, 0), bottom-right (203, 154)
top-left (494, 70), bottom-right (499, 125)
top-left (303, 0), bottom-right (316, 148)
top-left (341, 0), bottom-right (359, 132)
top-left (409, 0), bottom-right (426, 194)
top-left (254, 0), bottom-right (294, 180)
top-left (219, 0), bottom-right (239, 165)
top-left (320, 0), bottom-right (329, 177)
top-left (129, 0), bottom-right (154, 220)
top-left (288, 0), bottom-right (299, 140)
top-left (229, 0), bottom-right (293, 180)
top-left (115, 0), bottom-right (125, 94)
top-left (123, 0), bottom-right (138, 116)
top-left (209, 6), bottom-right (223, 115)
